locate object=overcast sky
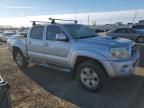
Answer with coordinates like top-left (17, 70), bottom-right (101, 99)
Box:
top-left (0, 0), bottom-right (143, 26)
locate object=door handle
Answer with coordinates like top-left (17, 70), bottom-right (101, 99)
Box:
top-left (44, 43), bottom-right (49, 46)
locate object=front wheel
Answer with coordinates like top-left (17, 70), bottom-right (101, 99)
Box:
top-left (76, 60), bottom-right (106, 92)
top-left (13, 50), bottom-right (28, 68)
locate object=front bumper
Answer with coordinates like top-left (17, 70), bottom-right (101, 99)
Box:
top-left (104, 52), bottom-right (139, 77)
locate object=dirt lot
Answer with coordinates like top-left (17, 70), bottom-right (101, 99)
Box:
top-left (0, 43), bottom-right (77, 108)
top-left (0, 42), bottom-right (144, 108)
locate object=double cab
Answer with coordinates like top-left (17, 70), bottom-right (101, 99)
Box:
top-left (8, 22), bottom-right (139, 92)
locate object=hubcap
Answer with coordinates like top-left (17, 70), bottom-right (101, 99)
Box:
top-left (16, 53), bottom-right (23, 66)
top-left (80, 67), bottom-right (99, 88)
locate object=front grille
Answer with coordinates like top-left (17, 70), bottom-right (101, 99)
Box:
top-left (131, 45), bottom-right (137, 57)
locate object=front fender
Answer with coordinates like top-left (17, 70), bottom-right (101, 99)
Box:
top-left (70, 49), bottom-right (115, 77)
top-left (10, 40), bottom-right (28, 58)
top-left (70, 49), bottom-right (108, 67)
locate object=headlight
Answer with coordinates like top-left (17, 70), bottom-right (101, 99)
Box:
top-left (110, 47), bottom-right (129, 60)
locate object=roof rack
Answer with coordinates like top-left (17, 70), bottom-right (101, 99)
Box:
top-left (49, 18), bottom-right (78, 24)
top-left (31, 18), bottom-right (78, 26)
top-left (31, 21), bottom-right (51, 26)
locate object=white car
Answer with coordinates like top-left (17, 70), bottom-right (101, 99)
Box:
top-left (0, 32), bottom-right (16, 42)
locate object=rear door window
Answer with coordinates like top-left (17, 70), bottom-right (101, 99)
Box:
top-left (30, 26), bottom-right (44, 40)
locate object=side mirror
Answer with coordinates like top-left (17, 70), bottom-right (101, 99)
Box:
top-left (20, 33), bottom-right (27, 38)
top-left (24, 34), bottom-right (27, 38)
top-left (56, 33), bottom-right (67, 41)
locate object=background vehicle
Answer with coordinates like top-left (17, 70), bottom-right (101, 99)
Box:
top-left (91, 29), bottom-right (105, 33)
top-left (106, 28), bottom-right (144, 43)
top-left (1, 32), bottom-right (16, 42)
top-left (131, 24), bottom-right (144, 33)
top-left (17, 32), bottom-right (27, 36)
top-left (7, 19), bottom-right (139, 92)
top-left (0, 32), bottom-right (3, 41)
top-left (8, 32), bottom-right (28, 39)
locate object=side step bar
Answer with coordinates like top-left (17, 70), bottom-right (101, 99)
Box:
top-left (30, 60), bottom-right (72, 73)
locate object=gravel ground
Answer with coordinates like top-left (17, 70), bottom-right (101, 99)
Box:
top-left (0, 43), bottom-right (77, 108)
top-left (0, 42), bottom-right (144, 108)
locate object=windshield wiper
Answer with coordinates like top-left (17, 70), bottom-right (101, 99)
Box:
top-left (77, 35), bottom-right (97, 39)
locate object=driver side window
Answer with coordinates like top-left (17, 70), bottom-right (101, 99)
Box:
top-left (46, 25), bottom-right (63, 40)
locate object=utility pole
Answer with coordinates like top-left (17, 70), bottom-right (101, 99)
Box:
top-left (74, 9), bottom-right (77, 21)
top-left (132, 11), bottom-right (138, 24)
top-left (88, 15), bottom-right (90, 25)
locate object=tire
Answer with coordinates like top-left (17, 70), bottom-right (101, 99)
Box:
top-left (13, 50), bottom-right (28, 68)
top-left (76, 60), bottom-right (106, 92)
top-left (137, 36), bottom-right (144, 43)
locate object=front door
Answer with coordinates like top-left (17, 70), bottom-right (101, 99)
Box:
top-left (43, 25), bottom-right (71, 67)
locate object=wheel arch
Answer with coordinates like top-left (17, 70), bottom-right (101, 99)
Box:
top-left (12, 45), bottom-right (28, 58)
top-left (72, 55), bottom-right (108, 77)
top-left (12, 46), bottom-right (23, 61)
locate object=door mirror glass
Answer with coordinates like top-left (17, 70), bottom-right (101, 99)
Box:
top-left (56, 33), bottom-right (67, 41)
top-left (23, 34), bottom-right (27, 38)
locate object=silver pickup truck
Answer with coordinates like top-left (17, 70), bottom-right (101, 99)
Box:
top-left (7, 22), bottom-right (139, 92)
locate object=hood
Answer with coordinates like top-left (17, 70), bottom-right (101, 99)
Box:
top-left (9, 35), bottom-right (24, 39)
top-left (77, 36), bottom-right (134, 48)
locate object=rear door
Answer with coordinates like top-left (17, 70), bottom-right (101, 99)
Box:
top-left (27, 26), bottom-right (45, 61)
top-left (43, 25), bottom-right (71, 67)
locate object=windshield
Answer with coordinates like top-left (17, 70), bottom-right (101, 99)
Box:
top-left (64, 25), bottom-right (97, 39)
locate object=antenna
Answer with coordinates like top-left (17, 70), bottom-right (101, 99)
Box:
top-left (88, 15), bottom-right (90, 25)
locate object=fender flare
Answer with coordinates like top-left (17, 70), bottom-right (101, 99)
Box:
top-left (11, 43), bottom-right (28, 58)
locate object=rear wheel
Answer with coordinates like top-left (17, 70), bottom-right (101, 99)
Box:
top-left (137, 37), bottom-right (144, 43)
top-left (13, 50), bottom-right (28, 68)
top-left (76, 60), bottom-right (106, 92)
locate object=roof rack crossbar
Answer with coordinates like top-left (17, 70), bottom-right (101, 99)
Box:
top-left (31, 21), bottom-right (51, 26)
top-left (31, 18), bottom-right (78, 26)
top-left (49, 18), bottom-right (78, 24)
